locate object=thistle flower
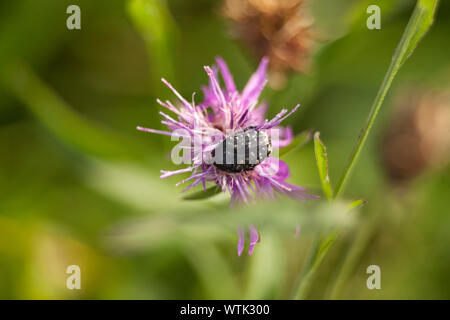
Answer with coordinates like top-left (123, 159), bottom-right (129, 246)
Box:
top-left (222, 0), bottom-right (316, 88)
top-left (138, 57), bottom-right (317, 255)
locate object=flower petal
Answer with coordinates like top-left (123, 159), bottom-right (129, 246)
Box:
top-left (161, 78), bottom-right (194, 111)
top-left (237, 227), bottom-right (245, 256)
top-left (216, 56), bottom-right (237, 95)
top-left (136, 126), bottom-right (175, 137)
top-left (258, 157), bottom-right (290, 180)
top-left (276, 126), bottom-right (294, 148)
top-left (248, 225), bottom-right (259, 255)
top-left (275, 159), bottom-right (290, 180)
top-left (160, 167), bottom-right (194, 179)
top-left (242, 57), bottom-right (269, 106)
top-left (295, 225), bottom-right (301, 238)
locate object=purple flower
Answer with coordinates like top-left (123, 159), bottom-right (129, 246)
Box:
top-left (138, 57), bottom-right (317, 255)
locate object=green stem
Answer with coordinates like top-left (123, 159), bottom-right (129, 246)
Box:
top-left (290, 234), bottom-right (321, 299)
top-left (292, 0), bottom-right (439, 300)
top-left (335, 0), bottom-right (438, 197)
top-left (328, 212), bottom-right (377, 299)
top-left (293, 231), bottom-right (338, 299)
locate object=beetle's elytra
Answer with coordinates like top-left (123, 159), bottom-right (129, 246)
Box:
top-left (213, 127), bottom-right (272, 173)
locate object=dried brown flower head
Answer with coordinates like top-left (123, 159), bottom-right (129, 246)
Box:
top-left (382, 89), bottom-right (450, 183)
top-left (222, 0), bottom-right (316, 88)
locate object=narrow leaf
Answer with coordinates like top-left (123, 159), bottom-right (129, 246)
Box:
top-left (347, 199), bottom-right (367, 212)
top-left (293, 0), bottom-right (439, 300)
top-left (335, 0), bottom-right (439, 197)
top-left (314, 132), bottom-right (333, 200)
top-left (127, 0), bottom-right (177, 87)
top-left (397, 0), bottom-right (439, 67)
top-left (279, 130), bottom-right (312, 157)
top-left (3, 60), bottom-right (147, 162)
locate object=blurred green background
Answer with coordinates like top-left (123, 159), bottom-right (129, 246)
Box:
top-left (0, 0), bottom-right (449, 299)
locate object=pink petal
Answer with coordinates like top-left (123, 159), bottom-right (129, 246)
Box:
top-left (160, 167), bottom-right (194, 179)
top-left (265, 104), bottom-right (301, 129)
top-left (295, 225), bottom-right (301, 238)
top-left (237, 228), bottom-right (245, 256)
top-left (204, 66), bottom-right (227, 109)
top-left (258, 157), bottom-right (290, 180)
top-left (242, 57), bottom-right (269, 105)
top-left (136, 126), bottom-right (174, 137)
top-left (216, 57), bottom-right (236, 94)
top-left (161, 78), bottom-right (194, 111)
top-left (248, 225), bottom-right (259, 255)
top-left (276, 126), bottom-right (294, 148)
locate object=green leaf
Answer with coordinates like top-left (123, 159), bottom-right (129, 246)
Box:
top-left (183, 186), bottom-right (222, 200)
top-left (313, 132), bottom-right (334, 200)
top-left (292, 199), bottom-right (365, 299)
top-left (292, 231), bottom-right (338, 300)
top-left (347, 199), bottom-right (367, 212)
top-left (127, 0), bottom-right (177, 87)
top-left (335, 0), bottom-right (440, 197)
top-left (182, 243), bottom-right (239, 299)
top-left (3, 60), bottom-right (147, 162)
top-left (244, 232), bottom-right (286, 299)
top-left (279, 130), bottom-right (312, 157)
top-left (106, 200), bottom-right (352, 253)
top-left (398, 0), bottom-right (439, 67)
top-left (293, 0), bottom-right (439, 300)
top-left (84, 159), bottom-right (205, 212)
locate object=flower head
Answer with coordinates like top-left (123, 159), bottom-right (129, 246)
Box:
top-left (138, 57), bottom-right (317, 255)
top-left (222, 0), bottom-right (316, 88)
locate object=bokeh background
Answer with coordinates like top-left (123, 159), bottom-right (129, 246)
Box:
top-left (0, 0), bottom-right (449, 299)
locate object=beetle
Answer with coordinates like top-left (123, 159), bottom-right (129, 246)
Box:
top-left (213, 127), bottom-right (272, 173)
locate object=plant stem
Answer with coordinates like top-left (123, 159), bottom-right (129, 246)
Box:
top-left (335, 0), bottom-right (438, 197)
top-left (293, 232), bottom-right (337, 299)
top-left (290, 234), bottom-right (321, 299)
top-left (292, 0), bottom-right (439, 300)
top-left (328, 212), bottom-right (377, 299)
